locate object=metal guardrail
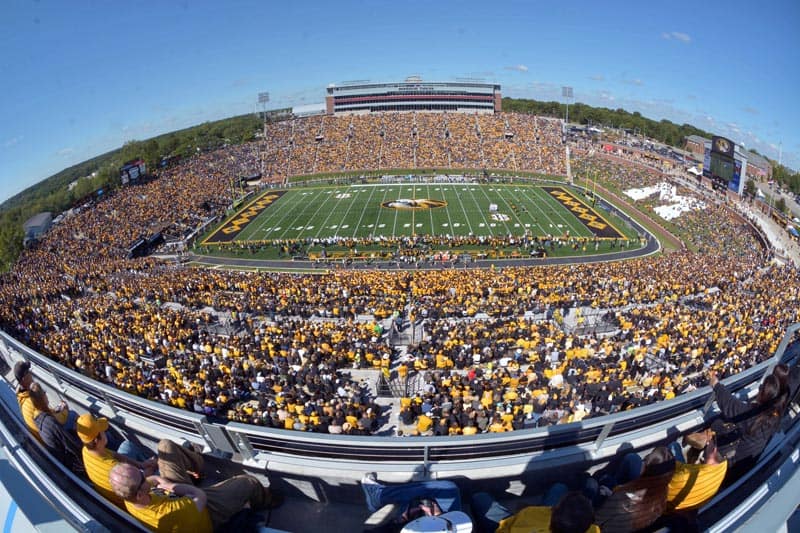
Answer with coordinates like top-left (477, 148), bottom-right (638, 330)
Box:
top-left (1, 325), bottom-right (798, 477)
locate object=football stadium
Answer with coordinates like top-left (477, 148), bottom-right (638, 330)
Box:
top-left (2, 79), bottom-right (800, 533)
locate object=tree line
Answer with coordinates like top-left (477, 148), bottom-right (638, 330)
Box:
top-left (503, 97), bottom-right (712, 148)
top-left (0, 114), bottom-right (261, 271)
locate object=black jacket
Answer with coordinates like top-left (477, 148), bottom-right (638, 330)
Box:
top-left (34, 411), bottom-right (84, 475)
top-left (713, 382), bottom-right (781, 467)
top-left (595, 471), bottom-right (673, 533)
top-left (788, 366), bottom-right (800, 404)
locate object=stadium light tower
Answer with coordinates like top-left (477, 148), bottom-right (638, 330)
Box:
top-left (258, 92), bottom-right (270, 174)
top-left (562, 86), bottom-right (573, 130)
top-left (258, 92), bottom-right (270, 135)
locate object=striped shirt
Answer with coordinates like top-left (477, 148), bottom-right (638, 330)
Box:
top-left (18, 390), bottom-right (42, 442)
top-left (82, 447), bottom-right (125, 507)
top-left (126, 493), bottom-right (213, 533)
top-left (667, 461), bottom-right (728, 511)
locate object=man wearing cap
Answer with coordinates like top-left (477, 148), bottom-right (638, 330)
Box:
top-left (77, 413), bottom-right (160, 507)
top-left (78, 411), bottom-right (225, 501)
top-left (15, 361), bottom-right (74, 442)
top-left (108, 461), bottom-right (281, 532)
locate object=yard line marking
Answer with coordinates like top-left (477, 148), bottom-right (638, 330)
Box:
top-left (370, 187), bottom-right (392, 238)
top-left (512, 187), bottom-right (549, 235)
top-left (274, 187), bottom-right (327, 241)
top-left (351, 186), bottom-right (377, 238)
top-left (525, 187), bottom-right (563, 236)
top-left (391, 186), bottom-right (402, 237)
top-left (465, 185), bottom-right (493, 237)
top-left (479, 184), bottom-right (515, 235)
top-left (452, 186), bottom-right (475, 235)
top-left (258, 190), bottom-right (320, 240)
top-left (314, 189), bottom-right (345, 238)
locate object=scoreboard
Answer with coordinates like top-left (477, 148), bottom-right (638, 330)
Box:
top-left (706, 136), bottom-right (742, 192)
top-left (120, 159), bottom-right (146, 185)
top-left (710, 152), bottom-right (734, 181)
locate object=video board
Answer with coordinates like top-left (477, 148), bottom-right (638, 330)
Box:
top-left (120, 159), bottom-right (146, 185)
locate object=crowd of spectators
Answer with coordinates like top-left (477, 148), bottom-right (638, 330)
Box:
top-left (365, 361), bottom-right (799, 531)
top-left (1, 112), bottom-right (796, 442)
top-left (573, 150), bottom-right (767, 257)
top-left (572, 153), bottom-right (664, 192)
top-left (258, 112), bottom-right (566, 180)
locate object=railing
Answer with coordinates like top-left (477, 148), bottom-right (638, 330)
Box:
top-left (2, 325), bottom-right (798, 480)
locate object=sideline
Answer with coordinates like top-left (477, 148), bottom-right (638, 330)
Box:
top-left (185, 234), bottom-right (659, 272)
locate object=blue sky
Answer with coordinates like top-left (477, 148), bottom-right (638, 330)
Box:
top-left (1, 0), bottom-right (798, 203)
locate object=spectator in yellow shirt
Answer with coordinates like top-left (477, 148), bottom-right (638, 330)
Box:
top-left (666, 440), bottom-right (727, 512)
top-left (15, 361), bottom-right (74, 442)
top-left (109, 461), bottom-right (281, 532)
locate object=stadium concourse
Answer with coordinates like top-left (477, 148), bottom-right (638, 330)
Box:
top-left (1, 111), bottom-right (799, 530)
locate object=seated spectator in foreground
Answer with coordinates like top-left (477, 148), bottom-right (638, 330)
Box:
top-left (471, 487), bottom-right (597, 533)
top-left (771, 362), bottom-right (800, 410)
top-left (15, 361), bottom-right (75, 442)
top-left (77, 413), bottom-right (159, 506)
top-left (666, 438), bottom-right (727, 512)
top-left (152, 439), bottom-right (206, 485)
top-left (360, 472), bottom-right (471, 532)
top-left (709, 371), bottom-right (784, 482)
top-left (399, 512), bottom-right (473, 533)
top-left (29, 383), bottom-right (85, 475)
top-left (587, 447), bottom-right (675, 533)
top-left (109, 461), bottom-right (281, 532)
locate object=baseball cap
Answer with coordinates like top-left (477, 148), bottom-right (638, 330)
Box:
top-left (76, 413), bottom-right (109, 443)
top-left (14, 361), bottom-right (31, 382)
top-left (401, 511), bottom-right (472, 533)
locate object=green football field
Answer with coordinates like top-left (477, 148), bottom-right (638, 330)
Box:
top-left (207, 183), bottom-right (638, 245)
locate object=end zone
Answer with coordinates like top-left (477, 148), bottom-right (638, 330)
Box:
top-left (541, 186), bottom-right (626, 239)
top-left (201, 190), bottom-right (286, 244)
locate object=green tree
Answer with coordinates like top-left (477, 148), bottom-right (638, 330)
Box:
top-left (789, 173), bottom-right (800, 194)
top-left (744, 179), bottom-right (756, 199)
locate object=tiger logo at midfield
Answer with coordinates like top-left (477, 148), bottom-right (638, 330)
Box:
top-left (381, 198), bottom-right (447, 210)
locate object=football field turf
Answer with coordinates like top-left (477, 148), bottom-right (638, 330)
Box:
top-left (202, 183), bottom-right (636, 245)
